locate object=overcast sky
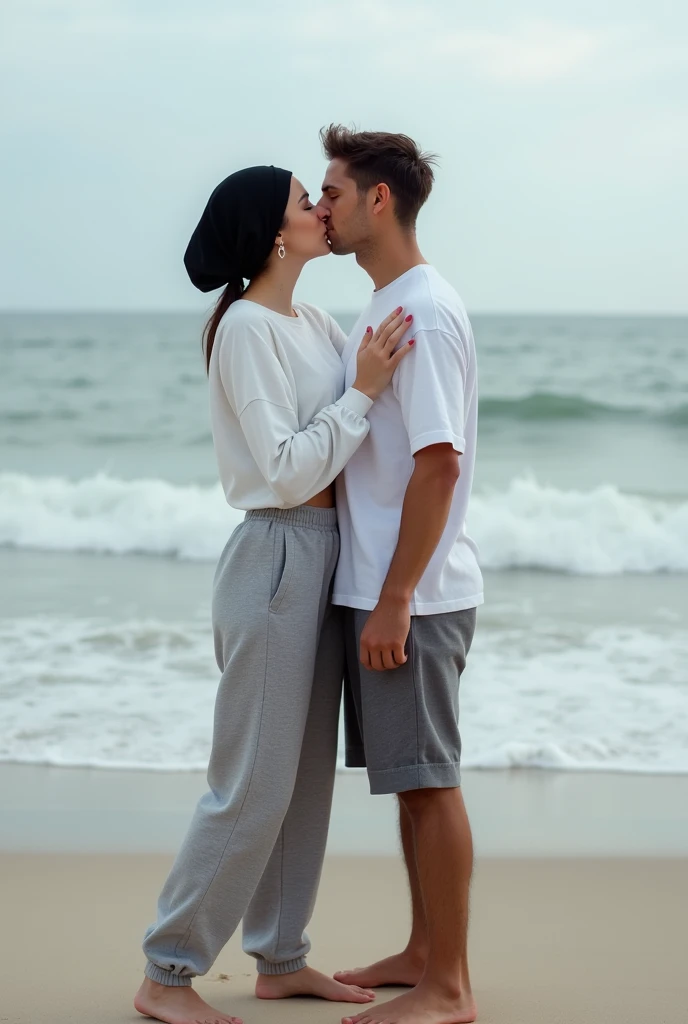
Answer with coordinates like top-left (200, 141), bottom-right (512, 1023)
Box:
top-left (1, 0), bottom-right (686, 313)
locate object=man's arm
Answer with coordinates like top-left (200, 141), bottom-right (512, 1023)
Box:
top-left (360, 442), bottom-right (460, 671)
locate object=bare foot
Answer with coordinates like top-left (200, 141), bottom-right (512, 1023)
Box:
top-left (334, 950), bottom-right (426, 988)
top-left (255, 965), bottom-right (375, 1003)
top-left (341, 979), bottom-right (477, 1024)
top-left (134, 976), bottom-right (242, 1024)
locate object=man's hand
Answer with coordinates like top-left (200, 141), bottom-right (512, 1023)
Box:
top-left (360, 596), bottom-right (411, 671)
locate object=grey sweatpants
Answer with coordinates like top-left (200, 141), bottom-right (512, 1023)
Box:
top-left (143, 505), bottom-right (342, 985)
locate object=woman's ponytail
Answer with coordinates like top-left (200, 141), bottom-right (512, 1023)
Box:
top-left (202, 278), bottom-right (244, 374)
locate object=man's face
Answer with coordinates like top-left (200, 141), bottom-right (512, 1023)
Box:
top-left (319, 159), bottom-right (372, 256)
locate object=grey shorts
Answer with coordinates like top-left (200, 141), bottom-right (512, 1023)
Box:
top-left (343, 607), bottom-right (477, 795)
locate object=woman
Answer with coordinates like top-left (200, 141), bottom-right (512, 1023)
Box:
top-left (134, 165), bottom-right (414, 1024)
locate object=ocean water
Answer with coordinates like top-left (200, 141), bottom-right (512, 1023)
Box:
top-left (1, 311), bottom-right (687, 774)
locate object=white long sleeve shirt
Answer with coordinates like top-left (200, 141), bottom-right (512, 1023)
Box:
top-left (208, 298), bottom-right (372, 510)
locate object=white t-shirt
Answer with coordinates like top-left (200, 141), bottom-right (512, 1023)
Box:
top-left (333, 265), bottom-right (484, 615)
top-left (208, 299), bottom-right (373, 510)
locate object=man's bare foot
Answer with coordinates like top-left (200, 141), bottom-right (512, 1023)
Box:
top-left (341, 979), bottom-right (477, 1024)
top-left (334, 949), bottom-right (426, 989)
top-left (134, 976), bottom-right (242, 1024)
top-left (256, 965), bottom-right (375, 1003)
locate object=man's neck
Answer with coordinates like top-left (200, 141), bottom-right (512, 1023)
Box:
top-left (356, 232), bottom-right (428, 292)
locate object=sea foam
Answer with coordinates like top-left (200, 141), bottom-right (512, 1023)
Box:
top-left (1, 615), bottom-right (686, 774)
top-left (1, 472), bottom-right (687, 575)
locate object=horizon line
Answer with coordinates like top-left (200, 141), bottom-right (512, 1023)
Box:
top-left (1, 308), bottom-right (687, 319)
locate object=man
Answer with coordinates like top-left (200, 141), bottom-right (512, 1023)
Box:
top-left (318, 126), bottom-right (484, 1024)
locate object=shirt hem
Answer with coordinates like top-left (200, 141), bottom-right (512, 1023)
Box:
top-left (332, 592), bottom-right (485, 615)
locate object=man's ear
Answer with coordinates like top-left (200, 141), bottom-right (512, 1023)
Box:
top-left (372, 183), bottom-right (391, 215)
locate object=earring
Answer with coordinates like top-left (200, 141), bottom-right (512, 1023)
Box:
top-left (278, 239), bottom-right (286, 259)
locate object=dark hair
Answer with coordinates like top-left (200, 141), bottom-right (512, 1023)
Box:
top-left (202, 279), bottom-right (243, 374)
top-left (320, 125), bottom-right (437, 228)
top-left (201, 214), bottom-right (288, 373)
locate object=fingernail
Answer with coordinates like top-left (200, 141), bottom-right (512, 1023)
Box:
top-left (405, 314), bottom-right (413, 322)
top-left (366, 326), bottom-right (372, 333)
top-left (396, 306), bottom-right (403, 314)
top-left (409, 339), bottom-right (415, 346)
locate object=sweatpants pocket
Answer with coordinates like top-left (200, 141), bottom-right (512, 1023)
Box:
top-left (269, 527), bottom-right (295, 612)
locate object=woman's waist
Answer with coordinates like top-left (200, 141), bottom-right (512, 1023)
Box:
top-left (244, 504), bottom-right (338, 531)
top-left (303, 483), bottom-right (335, 509)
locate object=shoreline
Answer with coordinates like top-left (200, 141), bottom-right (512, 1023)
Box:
top-left (3, 762), bottom-right (688, 857)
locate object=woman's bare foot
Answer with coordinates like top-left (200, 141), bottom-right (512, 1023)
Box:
top-left (255, 965), bottom-right (375, 1003)
top-left (134, 977), bottom-right (242, 1024)
top-left (334, 949), bottom-right (426, 989)
top-left (341, 978), bottom-right (477, 1024)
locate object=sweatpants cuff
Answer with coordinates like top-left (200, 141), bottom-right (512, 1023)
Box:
top-left (368, 761), bottom-right (462, 795)
top-left (256, 955), bottom-right (307, 975)
top-left (144, 961), bottom-right (193, 987)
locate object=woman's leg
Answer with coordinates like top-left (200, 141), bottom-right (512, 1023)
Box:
top-left (242, 599), bottom-right (343, 972)
top-left (141, 510), bottom-right (338, 987)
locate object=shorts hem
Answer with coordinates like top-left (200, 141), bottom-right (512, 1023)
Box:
top-left (367, 761), bottom-right (462, 795)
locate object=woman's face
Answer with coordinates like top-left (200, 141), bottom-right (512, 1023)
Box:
top-left (279, 176), bottom-right (331, 262)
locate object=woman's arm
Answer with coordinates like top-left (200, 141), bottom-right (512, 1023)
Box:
top-left (218, 312), bottom-right (412, 506)
top-left (236, 390), bottom-right (371, 506)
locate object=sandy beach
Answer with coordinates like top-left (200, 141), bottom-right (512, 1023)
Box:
top-left (2, 851), bottom-right (687, 1024)
top-left (2, 765), bottom-right (688, 1023)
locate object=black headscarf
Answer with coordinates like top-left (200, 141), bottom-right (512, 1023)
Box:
top-left (184, 165), bottom-right (292, 293)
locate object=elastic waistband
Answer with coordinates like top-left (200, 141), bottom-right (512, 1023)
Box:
top-left (245, 505), bottom-right (338, 531)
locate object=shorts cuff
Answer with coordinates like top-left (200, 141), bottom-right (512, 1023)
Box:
top-left (144, 961), bottom-right (193, 987)
top-left (368, 761), bottom-right (462, 795)
top-left (256, 955), bottom-right (307, 975)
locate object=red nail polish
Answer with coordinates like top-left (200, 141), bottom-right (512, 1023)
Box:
top-left (366, 326), bottom-right (372, 333)
top-left (405, 315), bottom-right (413, 322)
top-left (409, 339), bottom-right (415, 346)
top-left (396, 306), bottom-right (403, 314)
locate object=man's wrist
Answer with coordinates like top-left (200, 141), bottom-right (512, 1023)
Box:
top-left (379, 585), bottom-right (413, 606)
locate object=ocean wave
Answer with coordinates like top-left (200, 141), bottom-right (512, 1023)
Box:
top-left (1, 472), bottom-right (687, 574)
top-left (1, 616), bottom-right (686, 774)
top-left (471, 478), bottom-right (688, 574)
top-left (480, 393), bottom-right (688, 424)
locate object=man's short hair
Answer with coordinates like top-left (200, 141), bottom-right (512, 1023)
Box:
top-left (320, 124), bottom-right (437, 228)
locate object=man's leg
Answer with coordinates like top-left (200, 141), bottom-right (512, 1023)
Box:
top-left (336, 608), bottom-right (477, 1024)
top-left (334, 799), bottom-right (428, 988)
top-left (400, 786), bottom-right (474, 999)
top-left (342, 786), bottom-right (476, 1024)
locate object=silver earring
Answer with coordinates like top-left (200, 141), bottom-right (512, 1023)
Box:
top-left (278, 239), bottom-right (286, 259)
